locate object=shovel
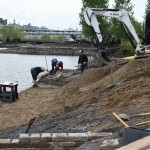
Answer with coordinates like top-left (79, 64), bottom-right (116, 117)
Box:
top-left (74, 62), bottom-right (86, 68)
top-left (25, 117), bottom-right (36, 133)
top-left (118, 113), bottom-right (150, 121)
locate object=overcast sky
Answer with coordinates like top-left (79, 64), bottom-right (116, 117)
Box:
top-left (0, 0), bottom-right (147, 30)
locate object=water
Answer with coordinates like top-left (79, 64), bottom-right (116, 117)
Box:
top-left (0, 53), bottom-right (79, 92)
top-left (0, 48), bottom-right (7, 50)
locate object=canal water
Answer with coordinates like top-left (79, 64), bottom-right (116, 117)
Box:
top-left (0, 53), bottom-right (79, 92)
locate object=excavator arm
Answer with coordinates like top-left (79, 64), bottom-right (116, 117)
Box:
top-left (83, 7), bottom-right (150, 54)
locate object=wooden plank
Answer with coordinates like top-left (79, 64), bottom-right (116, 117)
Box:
top-left (116, 135), bottom-right (150, 150)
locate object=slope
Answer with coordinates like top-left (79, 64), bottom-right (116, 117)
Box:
top-left (0, 57), bottom-right (150, 139)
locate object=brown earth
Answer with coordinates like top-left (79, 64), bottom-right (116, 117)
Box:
top-left (0, 46), bottom-right (150, 146)
top-left (0, 54), bottom-right (150, 131)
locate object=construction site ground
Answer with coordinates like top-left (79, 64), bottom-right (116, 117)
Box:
top-left (0, 46), bottom-right (150, 149)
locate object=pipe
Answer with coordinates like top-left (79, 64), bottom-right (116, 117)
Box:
top-left (44, 53), bottom-right (50, 85)
top-left (112, 112), bottom-right (129, 127)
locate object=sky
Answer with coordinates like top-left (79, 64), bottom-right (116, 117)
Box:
top-left (0, 0), bottom-right (147, 31)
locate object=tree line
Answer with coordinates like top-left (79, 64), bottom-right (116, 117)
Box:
top-left (79, 0), bottom-right (150, 51)
top-left (0, 0), bottom-right (150, 51)
top-left (0, 25), bottom-right (64, 42)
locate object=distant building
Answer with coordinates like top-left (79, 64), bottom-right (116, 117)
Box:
top-left (0, 24), bottom-right (3, 29)
top-left (0, 18), bottom-right (7, 25)
top-left (68, 27), bottom-right (73, 31)
top-left (20, 23), bottom-right (83, 40)
top-left (8, 19), bottom-right (22, 28)
top-left (0, 18), bottom-right (7, 29)
top-left (22, 23), bottom-right (49, 30)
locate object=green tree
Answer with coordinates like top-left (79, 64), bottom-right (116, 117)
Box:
top-left (40, 33), bottom-right (51, 40)
top-left (111, 0), bottom-right (135, 43)
top-left (79, 0), bottom-right (109, 41)
top-left (33, 36), bottom-right (38, 40)
top-left (0, 25), bottom-right (25, 42)
top-left (55, 35), bottom-right (63, 40)
top-left (145, 0), bottom-right (150, 17)
top-left (12, 28), bottom-right (25, 42)
top-left (0, 25), bottom-right (15, 42)
top-left (132, 18), bottom-right (145, 41)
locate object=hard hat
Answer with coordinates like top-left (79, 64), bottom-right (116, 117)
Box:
top-left (55, 64), bottom-right (59, 69)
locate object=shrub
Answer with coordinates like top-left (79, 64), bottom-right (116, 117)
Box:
top-left (16, 47), bottom-right (20, 50)
top-left (119, 41), bottom-right (133, 52)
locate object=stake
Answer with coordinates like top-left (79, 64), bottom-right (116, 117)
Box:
top-left (44, 53), bottom-right (50, 85)
top-left (110, 68), bottom-right (113, 84)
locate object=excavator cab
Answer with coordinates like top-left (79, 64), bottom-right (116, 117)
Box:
top-left (145, 12), bottom-right (150, 45)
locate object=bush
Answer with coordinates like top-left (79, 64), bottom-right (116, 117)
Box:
top-left (6, 37), bottom-right (10, 42)
top-left (119, 41), bottom-right (133, 52)
top-left (16, 48), bottom-right (20, 50)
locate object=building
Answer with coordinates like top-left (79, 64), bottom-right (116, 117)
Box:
top-left (22, 23), bottom-right (49, 30)
top-left (21, 23), bottom-right (82, 40)
top-left (0, 18), bottom-right (7, 25)
top-left (0, 18), bottom-right (7, 29)
top-left (8, 19), bottom-right (22, 28)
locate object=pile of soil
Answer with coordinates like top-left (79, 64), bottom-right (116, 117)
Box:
top-left (0, 47), bottom-right (150, 149)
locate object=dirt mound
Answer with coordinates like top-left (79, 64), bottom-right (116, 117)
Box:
top-left (54, 57), bottom-right (150, 109)
top-left (0, 55), bottom-right (150, 141)
top-left (54, 62), bottom-right (117, 106)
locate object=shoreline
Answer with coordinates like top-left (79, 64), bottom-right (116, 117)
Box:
top-left (18, 68), bottom-right (77, 93)
top-left (0, 43), bottom-right (96, 56)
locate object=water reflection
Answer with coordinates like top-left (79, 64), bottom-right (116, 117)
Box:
top-left (0, 48), bottom-right (7, 50)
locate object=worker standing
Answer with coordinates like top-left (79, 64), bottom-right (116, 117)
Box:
top-left (31, 67), bottom-right (47, 87)
top-left (105, 46), bottom-right (110, 56)
top-left (50, 58), bottom-right (58, 74)
top-left (78, 50), bottom-right (88, 73)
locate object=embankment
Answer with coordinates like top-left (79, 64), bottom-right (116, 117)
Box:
top-left (0, 44), bottom-right (96, 56)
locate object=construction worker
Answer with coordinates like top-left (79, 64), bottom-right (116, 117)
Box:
top-left (54, 61), bottom-right (63, 74)
top-left (78, 50), bottom-right (88, 73)
top-left (105, 46), bottom-right (110, 56)
top-left (50, 58), bottom-right (58, 74)
top-left (31, 67), bottom-right (47, 87)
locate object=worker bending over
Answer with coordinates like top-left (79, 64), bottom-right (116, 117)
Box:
top-left (31, 67), bottom-right (47, 87)
top-left (54, 61), bottom-right (63, 74)
top-left (50, 58), bottom-right (58, 74)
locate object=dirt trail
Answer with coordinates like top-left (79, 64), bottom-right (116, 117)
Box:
top-left (0, 87), bottom-right (62, 129)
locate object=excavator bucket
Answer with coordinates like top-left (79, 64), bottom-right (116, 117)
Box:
top-left (94, 50), bottom-right (111, 65)
top-left (101, 51), bottom-right (111, 62)
top-left (92, 32), bottom-right (113, 63)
